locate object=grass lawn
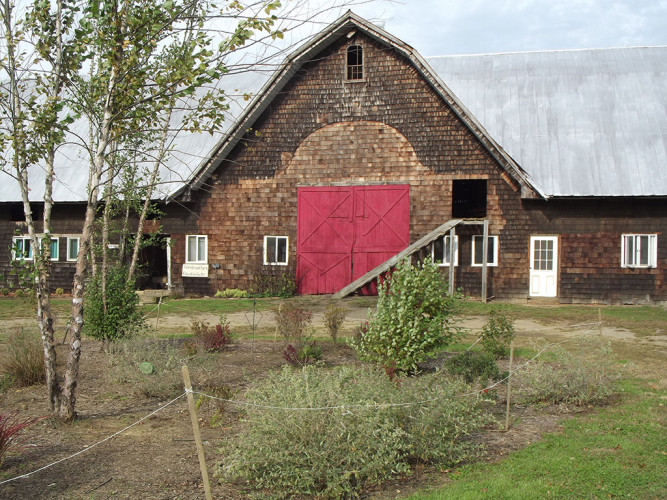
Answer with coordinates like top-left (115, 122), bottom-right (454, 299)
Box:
top-left (408, 380), bottom-right (666, 499)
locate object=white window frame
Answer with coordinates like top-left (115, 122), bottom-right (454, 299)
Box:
top-left (66, 236), bottom-right (80, 262)
top-left (186, 235), bottom-right (208, 264)
top-left (49, 237), bottom-right (59, 261)
top-left (264, 235), bottom-right (289, 266)
top-left (621, 234), bottom-right (657, 268)
top-left (12, 236), bottom-right (33, 261)
top-left (471, 235), bottom-right (499, 267)
top-left (432, 235), bottom-right (458, 267)
top-left (12, 235), bottom-right (59, 261)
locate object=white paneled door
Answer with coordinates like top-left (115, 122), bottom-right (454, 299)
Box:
top-left (529, 236), bottom-right (558, 297)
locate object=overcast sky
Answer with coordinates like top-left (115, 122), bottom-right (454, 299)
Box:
top-left (335, 0), bottom-right (667, 56)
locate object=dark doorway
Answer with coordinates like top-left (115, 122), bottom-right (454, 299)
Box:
top-left (452, 179), bottom-right (487, 218)
top-left (136, 234), bottom-right (169, 290)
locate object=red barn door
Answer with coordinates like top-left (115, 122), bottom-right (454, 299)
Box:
top-left (297, 185), bottom-right (409, 294)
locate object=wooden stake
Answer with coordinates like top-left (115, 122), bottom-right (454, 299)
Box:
top-left (481, 219), bottom-right (489, 303)
top-left (598, 307), bottom-right (603, 336)
top-left (505, 342), bottom-right (514, 432)
top-left (155, 296), bottom-right (162, 330)
top-left (181, 365), bottom-right (213, 500)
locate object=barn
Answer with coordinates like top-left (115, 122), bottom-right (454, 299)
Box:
top-left (1, 12), bottom-right (665, 304)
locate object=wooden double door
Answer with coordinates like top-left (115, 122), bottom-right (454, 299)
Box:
top-left (296, 185), bottom-right (410, 294)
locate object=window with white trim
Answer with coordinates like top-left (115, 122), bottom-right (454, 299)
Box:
top-left (67, 237), bottom-right (80, 262)
top-left (12, 236), bottom-right (32, 260)
top-left (186, 235), bottom-right (207, 264)
top-left (432, 235), bottom-right (458, 266)
top-left (12, 236), bottom-right (59, 261)
top-left (264, 236), bottom-right (288, 265)
top-left (621, 234), bottom-right (657, 268)
top-left (49, 238), bottom-right (59, 260)
top-left (472, 235), bottom-right (499, 267)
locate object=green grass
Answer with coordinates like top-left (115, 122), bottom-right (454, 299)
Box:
top-left (0, 297), bottom-right (71, 321)
top-left (458, 301), bottom-right (666, 337)
top-left (408, 380), bottom-right (666, 500)
top-left (141, 297), bottom-right (278, 317)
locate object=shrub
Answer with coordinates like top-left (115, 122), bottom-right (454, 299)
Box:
top-left (221, 366), bottom-right (489, 498)
top-left (282, 341), bottom-right (323, 366)
top-left (214, 288), bottom-right (248, 298)
top-left (1, 328), bottom-right (45, 386)
top-left (349, 258), bottom-right (461, 373)
top-left (480, 309), bottom-right (515, 359)
top-left (83, 265), bottom-right (145, 342)
top-left (55, 287), bottom-right (64, 296)
top-left (189, 316), bottom-right (232, 353)
top-left (324, 303), bottom-right (346, 343)
top-left (251, 269), bottom-right (297, 298)
top-left (0, 288), bottom-right (9, 296)
top-left (445, 350), bottom-right (504, 386)
top-left (273, 303), bottom-right (313, 346)
top-left (515, 336), bottom-right (622, 405)
top-left (0, 413), bottom-right (42, 467)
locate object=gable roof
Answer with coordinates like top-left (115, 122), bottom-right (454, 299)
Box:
top-left (176, 11), bottom-right (542, 201)
top-left (2, 12), bottom-right (666, 203)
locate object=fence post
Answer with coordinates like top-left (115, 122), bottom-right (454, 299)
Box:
top-left (181, 365), bottom-right (213, 500)
top-left (505, 342), bottom-right (514, 431)
top-left (155, 296), bottom-right (162, 330)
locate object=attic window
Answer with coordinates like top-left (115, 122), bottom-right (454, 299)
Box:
top-left (452, 180), bottom-right (487, 218)
top-left (346, 45), bottom-right (363, 80)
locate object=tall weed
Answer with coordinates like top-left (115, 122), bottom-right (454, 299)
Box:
top-left (515, 336), bottom-right (622, 405)
top-left (1, 328), bottom-right (45, 386)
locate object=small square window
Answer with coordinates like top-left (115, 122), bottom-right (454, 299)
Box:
top-left (432, 235), bottom-right (458, 266)
top-left (67, 237), bottom-right (80, 262)
top-left (621, 234), bottom-right (657, 268)
top-left (186, 235), bottom-right (207, 264)
top-left (472, 235), bottom-right (499, 267)
top-left (264, 236), bottom-right (288, 265)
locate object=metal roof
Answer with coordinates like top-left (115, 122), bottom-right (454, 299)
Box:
top-left (427, 47), bottom-right (667, 197)
top-left (2, 14), bottom-right (666, 202)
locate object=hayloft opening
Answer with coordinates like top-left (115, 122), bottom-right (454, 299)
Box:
top-left (452, 179), bottom-right (487, 218)
top-left (346, 45), bottom-right (363, 80)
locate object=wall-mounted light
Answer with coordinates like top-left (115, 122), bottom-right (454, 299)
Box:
top-left (211, 263), bottom-right (221, 269)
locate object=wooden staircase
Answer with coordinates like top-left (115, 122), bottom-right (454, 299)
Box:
top-left (333, 219), bottom-right (463, 298)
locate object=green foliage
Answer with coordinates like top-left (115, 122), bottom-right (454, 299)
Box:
top-left (214, 288), bottom-right (248, 298)
top-left (221, 366), bottom-right (489, 498)
top-left (445, 351), bottom-right (504, 386)
top-left (0, 413), bottom-right (42, 467)
top-left (515, 336), bottom-right (622, 405)
top-left (251, 269), bottom-right (297, 297)
top-left (1, 328), bottom-right (45, 387)
top-left (54, 287), bottom-right (64, 296)
top-left (408, 382), bottom-right (666, 500)
top-left (273, 303), bottom-right (313, 346)
top-left (349, 259), bottom-right (461, 373)
top-left (83, 266), bottom-right (145, 342)
top-left (282, 341), bottom-right (323, 366)
top-left (323, 303), bottom-right (346, 343)
top-left (480, 309), bottom-right (515, 359)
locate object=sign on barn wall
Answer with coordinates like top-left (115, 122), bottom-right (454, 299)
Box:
top-left (182, 263), bottom-right (209, 277)
top-left (296, 185), bottom-right (410, 294)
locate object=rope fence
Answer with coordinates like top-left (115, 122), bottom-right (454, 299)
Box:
top-left (0, 323), bottom-right (603, 488)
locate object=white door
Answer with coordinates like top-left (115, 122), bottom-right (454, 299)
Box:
top-left (529, 236), bottom-right (558, 297)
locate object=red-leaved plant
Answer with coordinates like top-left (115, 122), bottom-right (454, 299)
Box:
top-left (0, 413), bottom-right (43, 467)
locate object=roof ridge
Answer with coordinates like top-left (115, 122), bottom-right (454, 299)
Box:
top-left (426, 45), bottom-right (667, 59)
